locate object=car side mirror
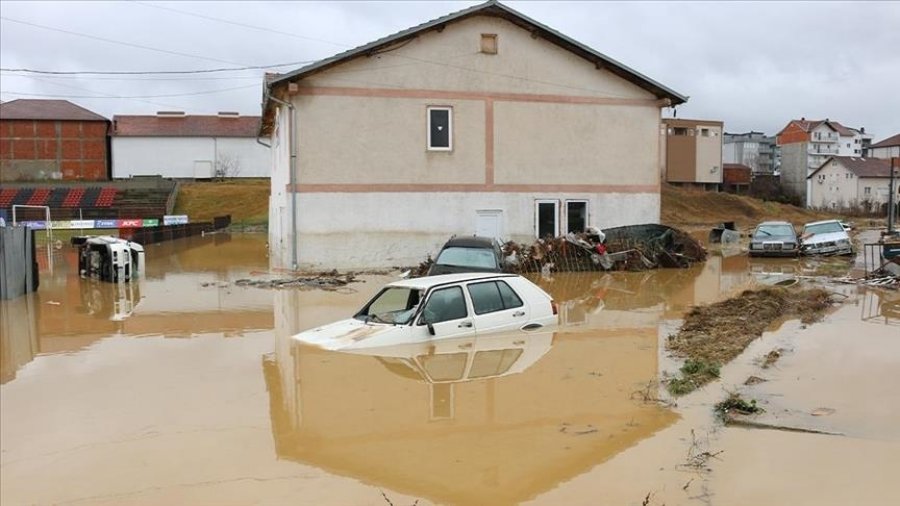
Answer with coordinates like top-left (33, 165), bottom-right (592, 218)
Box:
top-left (427, 323), bottom-right (435, 336)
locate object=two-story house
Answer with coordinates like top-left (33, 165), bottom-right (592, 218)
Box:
top-left (808, 156), bottom-right (898, 210)
top-left (260, 0), bottom-right (687, 269)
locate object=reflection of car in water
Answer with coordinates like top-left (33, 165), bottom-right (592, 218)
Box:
top-left (748, 221), bottom-right (800, 257)
top-left (800, 220), bottom-right (853, 256)
top-left (292, 273), bottom-right (558, 351)
top-left (79, 278), bottom-right (142, 321)
top-left (347, 331), bottom-right (554, 384)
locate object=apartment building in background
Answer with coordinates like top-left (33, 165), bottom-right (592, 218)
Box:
top-left (776, 118), bottom-right (873, 206)
top-left (723, 131), bottom-right (779, 174)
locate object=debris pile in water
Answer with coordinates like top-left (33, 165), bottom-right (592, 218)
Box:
top-left (503, 224), bottom-right (707, 273)
top-left (234, 271), bottom-right (359, 290)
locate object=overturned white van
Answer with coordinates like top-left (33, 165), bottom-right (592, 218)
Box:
top-left (72, 236), bottom-right (144, 283)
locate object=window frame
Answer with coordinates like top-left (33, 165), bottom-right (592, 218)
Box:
top-left (565, 199), bottom-right (589, 234)
top-left (467, 280), bottom-right (524, 316)
top-left (534, 199), bottom-right (560, 238)
top-left (427, 106), bottom-right (453, 152)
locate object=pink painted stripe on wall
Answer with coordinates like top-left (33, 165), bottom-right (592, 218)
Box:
top-left (287, 183), bottom-right (659, 193)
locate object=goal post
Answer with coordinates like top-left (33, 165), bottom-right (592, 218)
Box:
top-left (12, 204), bottom-right (53, 245)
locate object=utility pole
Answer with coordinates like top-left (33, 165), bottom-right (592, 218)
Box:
top-left (889, 157), bottom-right (898, 234)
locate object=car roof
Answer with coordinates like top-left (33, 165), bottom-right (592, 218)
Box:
top-left (440, 236), bottom-right (497, 248)
top-left (756, 221), bottom-right (794, 227)
top-left (388, 272), bottom-right (518, 290)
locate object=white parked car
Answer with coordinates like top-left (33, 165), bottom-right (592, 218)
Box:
top-left (293, 273), bottom-right (558, 351)
top-left (800, 219), bottom-right (854, 256)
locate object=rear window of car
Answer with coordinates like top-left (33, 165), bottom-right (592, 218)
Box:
top-left (435, 247), bottom-right (498, 269)
top-left (467, 280), bottom-right (523, 315)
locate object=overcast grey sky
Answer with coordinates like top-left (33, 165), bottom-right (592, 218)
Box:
top-left (1, 1), bottom-right (898, 140)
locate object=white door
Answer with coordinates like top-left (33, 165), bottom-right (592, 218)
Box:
top-left (418, 285), bottom-right (477, 340)
top-left (475, 210), bottom-right (503, 239)
top-left (193, 160), bottom-right (213, 179)
top-left (466, 279), bottom-right (530, 334)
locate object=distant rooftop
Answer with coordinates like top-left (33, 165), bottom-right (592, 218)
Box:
top-left (869, 133), bottom-right (900, 149)
top-left (0, 99), bottom-right (108, 122)
top-left (112, 113), bottom-right (261, 138)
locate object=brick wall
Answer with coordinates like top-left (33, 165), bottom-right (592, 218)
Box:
top-left (0, 119), bottom-right (109, 181)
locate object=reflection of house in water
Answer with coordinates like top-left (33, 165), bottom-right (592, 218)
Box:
top-left (265, 289), bottom-right (678, 505)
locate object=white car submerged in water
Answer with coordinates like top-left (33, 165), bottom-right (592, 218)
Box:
top-left (800, 219), bottom-right (854, 256)
top-left (293, 273), bottom-right (558, 351)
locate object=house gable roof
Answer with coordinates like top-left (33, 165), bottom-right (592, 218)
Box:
top-left (807, 156), bottom-right (894, 179)
top-left (0, 99), bottom-right (108, 122)
top-left (261, 0), bottom-right (686, 134)
top-left (870, 133), bottom-right (900, 149)
top-left (112, 115), bottom-right (261, 138)
top-left (776, 119), bottom-right (856, 138)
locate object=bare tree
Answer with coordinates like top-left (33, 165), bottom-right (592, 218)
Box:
top-left (215, 153), bottom-right (242, 180)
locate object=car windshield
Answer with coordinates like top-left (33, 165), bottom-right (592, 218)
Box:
top-left (356, 287), bottom-right (422, 325)
top-left (435, 247), bottom-right (497, 269)
top-left (755, 224), bottom-right (794, 237)
top-left (803, 222), bottom-right (844, 235)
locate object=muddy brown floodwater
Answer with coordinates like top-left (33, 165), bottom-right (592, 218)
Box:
top-left (1, 233), bottom-right (898, 505)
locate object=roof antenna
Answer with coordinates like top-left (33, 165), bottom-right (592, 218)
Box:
top-left (673, 107), bottom-right (677, 118)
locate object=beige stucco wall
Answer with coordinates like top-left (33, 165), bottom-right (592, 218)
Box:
top-left (807, 160), bottom-right (895, 208)
top-left (302, 16), bottom-right (656, 100)
top-left (296, 95), bottom-right (486, 185)
top-left (694, 125), bottom-right (723, 184)
top-left (289, 14), bottom-right (663, 187)
top-left (493, 102), bottom-right (659, 185)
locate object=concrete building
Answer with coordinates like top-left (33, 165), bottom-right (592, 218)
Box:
top-left (723, 131), bottom-right (779, 174)
top-left (661, 118), bottom-right (723, 190)
top-left (722, 163), bottom-right (751, 194)
top-left (0, 99), bottom-right (109, 182)
top-left (776, 118), bottom-right (871, 207)
top-left (866, 134), bottom-right (900, 159)
top-left (111, 112), bottom-right (270, 179)
top-left (808, 156), bottom-right (898, 210)
top-left (260, 0), bottom-right (687, 269)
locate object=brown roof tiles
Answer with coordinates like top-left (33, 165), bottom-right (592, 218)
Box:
top-left (870, 133), bottom-right (900, 149)
top-left (808, 156), bottom-right (894, 179)
top-left (0, 99), bottom-right (108, 122)
top-left (112, 115), bottom-right (261, 137)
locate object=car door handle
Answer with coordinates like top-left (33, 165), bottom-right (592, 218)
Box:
top-left (512, 311), bottom-right (525, 317)
top-left (458, 321), bottom-right (473, 328)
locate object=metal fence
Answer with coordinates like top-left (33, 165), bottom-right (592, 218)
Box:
top-left (0, 226), bottom-right (39, 300)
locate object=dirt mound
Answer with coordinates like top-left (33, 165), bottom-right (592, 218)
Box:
top-left (661, 184), bottom-right (833, 228)
top-left (665, 287), bottom-right (835, 395)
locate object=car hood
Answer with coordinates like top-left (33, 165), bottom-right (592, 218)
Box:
top-left (293, 318), bottom-right (411, 351)
top-left (803, 231), bottom-right (849, 245)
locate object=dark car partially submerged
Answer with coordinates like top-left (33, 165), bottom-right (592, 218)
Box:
top-left (427, 236), bottom-right (503, 276)
top-left (748, 221), bottom-right (800, 257)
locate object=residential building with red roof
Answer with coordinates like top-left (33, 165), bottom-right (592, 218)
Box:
top-left (866, 133), bottom-right (900, 160)
top-left (0, 99), bottom-right (110, 182)
top-left (775, 118), bottom-right (873, 206)
top-left (110, 112), bottom-right (270, 178)
top-left (807, 156), bottom-right (898, 210)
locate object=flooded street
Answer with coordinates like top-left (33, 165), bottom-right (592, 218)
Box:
top-left (2, 234), bottom-right (898, 505)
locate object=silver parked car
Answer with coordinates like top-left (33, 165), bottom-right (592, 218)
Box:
top-left (800, 219), bottom-right (854, 256)
top-left (748, 221), bottom-right (800, 257)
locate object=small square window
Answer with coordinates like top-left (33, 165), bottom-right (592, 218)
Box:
top-left (480, 34), bottom-right (498, 54)
top-left (427, 106), bottom-right (452, 151)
